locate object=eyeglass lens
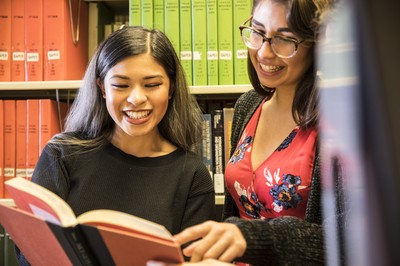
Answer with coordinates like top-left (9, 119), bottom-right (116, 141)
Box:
top-left (241, 28), bottom-right (297, 58)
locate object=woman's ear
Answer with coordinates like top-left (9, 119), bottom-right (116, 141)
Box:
top-left (97, 78), bottom-right (106, 99)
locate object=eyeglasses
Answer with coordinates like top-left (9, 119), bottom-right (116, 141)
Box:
top-left (239, 16), bottom-right (305, 59)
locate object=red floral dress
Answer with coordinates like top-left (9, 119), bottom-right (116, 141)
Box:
top-left (225, 100), bottom-right (317, 222)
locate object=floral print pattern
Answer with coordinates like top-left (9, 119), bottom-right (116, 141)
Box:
top-left (234, 181), bottom-right (267, 219)
top-left (225, 100), bottom-right (316, 221)
top-left (276, 130), bottom-right (297, 151)
top-left (270, 174), bottom-right (303, 212)
top-left (230, 136), bottom-right (252, 164)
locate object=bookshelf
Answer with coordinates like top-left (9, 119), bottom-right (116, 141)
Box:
top-left (0, 81), bottom-right (251, 94)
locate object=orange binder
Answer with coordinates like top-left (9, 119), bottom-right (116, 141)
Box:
top-left (0, 0), bottom-right (12, 81)
top-left (26, 99), bottom-right (40, 180)
top-left (43, 0), bottom-right (88, 81)
top-left (24, 0), bottom-right (43, 81)
top-left (11, 0), bottom-right (25, 81)
top-left (15, 100), bottom-right (27, 179)
top-left (3, 100), bottom-right (16, 198)
top-left (0, 100), bottom-right (4, 198)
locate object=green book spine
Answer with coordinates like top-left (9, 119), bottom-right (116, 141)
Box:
top-left (233, 0), bottom-right (251, 84)
top-left (129, 0), bottom-right (141, 26)
top-left (180, 0), bottom-right (192, 85)
top-left (1, 225), bottom-right (5, 266)
top-left (217, 0), bottom-right (233, 85)
top-left (164, 0), bottom-right (180, 55)
top-left (206, 0), bottom-right (219, 85)
top-left (4, 232), bottom-right (18, 266)
top-left (192, 0), bottom-right (207, 85)
top-left (141, 0), bottom-right (153, 28)
top-left (153, 0), bottom-right (164, 31)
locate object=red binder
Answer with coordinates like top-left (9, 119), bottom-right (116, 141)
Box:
top-left (0, 0), bottom-right (12, 81)
top-left (43, 0), bottom-right (88, 81)
top-left (24, 0), bottom-right (43, 81)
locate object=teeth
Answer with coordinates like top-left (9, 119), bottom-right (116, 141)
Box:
top-left (260, 64), bottom-right (283, 73)
top-left (125, 111), bottom-right (150, 119)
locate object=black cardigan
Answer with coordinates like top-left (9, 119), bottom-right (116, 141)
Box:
top-left (223, 90), bottom-right (331, 266)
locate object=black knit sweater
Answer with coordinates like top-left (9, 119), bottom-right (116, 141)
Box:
top-left (223, 90), bottom-right (325, 266)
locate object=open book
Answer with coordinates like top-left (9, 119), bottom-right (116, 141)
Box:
top-left (0, 177), bottom-right (184, 266)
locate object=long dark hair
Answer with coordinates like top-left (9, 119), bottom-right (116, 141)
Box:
top-left (249, 0), bottom-right (330, 129)
top-left (58, 26), bottom-right (202, 151)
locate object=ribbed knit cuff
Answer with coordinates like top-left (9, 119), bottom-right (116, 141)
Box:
top-left (225, 217), bottom-right (274, 266)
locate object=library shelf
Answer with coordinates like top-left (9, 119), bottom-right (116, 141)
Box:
top-left (0, 81), bottom-right (251, 95)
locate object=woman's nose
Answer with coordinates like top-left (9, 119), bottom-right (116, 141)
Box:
top-left (127, 86), bottom-right (147, 105)
top-left (258, 40), bottom-right (276, 59)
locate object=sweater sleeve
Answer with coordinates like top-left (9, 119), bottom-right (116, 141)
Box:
top-left (179, 156), bottom-right (217, 230)
top-left (225, 216), bottom-right (325, 266)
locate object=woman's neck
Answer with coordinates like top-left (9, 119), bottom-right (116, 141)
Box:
top-left (110, 131), bottom-right (176, 157)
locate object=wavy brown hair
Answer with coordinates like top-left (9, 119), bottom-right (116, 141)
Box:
top-left (248, 0), bottom-right (332, 130)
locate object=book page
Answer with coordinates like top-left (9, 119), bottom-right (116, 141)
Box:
top-left (77, 209), bottom-right (173, 241)
top-left (30, 204), bottom-right (63, 226)
top-left (5, 177), bottom-right (77, 227)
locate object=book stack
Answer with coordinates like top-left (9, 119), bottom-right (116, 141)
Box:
top-left (199, 100), bottom-right (235, 195)
top-left (127, 0), bottom-right (252, 86)
top-left (0, 99), bottom-right (69, 198)
top-left (0, 0), bottom-right (88, 82)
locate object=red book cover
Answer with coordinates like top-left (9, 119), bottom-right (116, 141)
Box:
top-left (11, 0), bottom-right (25, 81)
top-left (0, 204), bottom-right (74, 266)
top-left (0, 0), bottom-right (12, 81)
top-left (3, 100), bottom-right (16, 198)
top-left (15, 100), bottom-right (27, 179)
top-left (0, 100), bottom-right (4, 198)
top-left (39, 99), bottom-right (62, 155)
top-left (24, 0), bottom-right (43, 81)
top-left (26, 99), bottom-right (40, 180)
top-left (43, 0), bottom-right (88, 81)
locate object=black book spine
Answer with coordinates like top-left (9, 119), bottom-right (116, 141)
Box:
top-left (46, 222), bottom-right (100, 266)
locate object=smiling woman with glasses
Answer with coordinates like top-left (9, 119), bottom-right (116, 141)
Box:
top-left (154, 1), bottom-right (337, 266)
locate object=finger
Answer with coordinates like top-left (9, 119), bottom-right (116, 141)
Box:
top-left (203, 226), bottom-right (246, 262)
top-left (189, 224), bottom-right (227, 262)
top-left (215, 244), bottom-right (245, 262)
top-left (181, 239), bottom-right (200, 257)
top-left (173, 221), bottom-right (215, 245)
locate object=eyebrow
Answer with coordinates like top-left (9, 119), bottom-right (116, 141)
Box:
top-left (251, 18), bottom-right (293, 33)
top-left (110, 74), bottom-right (130, 80)
top-left (143, 75), bottom-right (164, 80)
top-left (109, 74), bottom-right (164, 80)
